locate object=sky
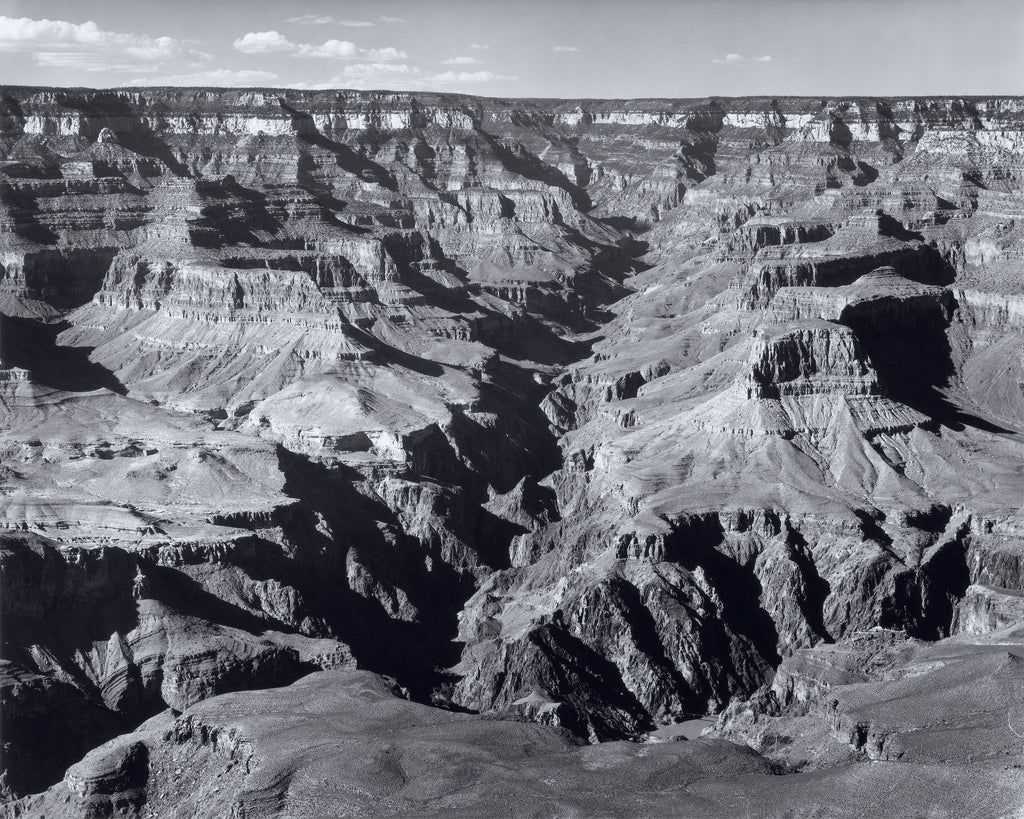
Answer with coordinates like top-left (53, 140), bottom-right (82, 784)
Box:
top-left (0, 0), bottom-right (1021, 98)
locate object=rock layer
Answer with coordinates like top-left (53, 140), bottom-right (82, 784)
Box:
top-left (2, 88), bottom-right (1024, 815)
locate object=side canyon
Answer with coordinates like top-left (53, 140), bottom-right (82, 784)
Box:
top-left (2, 88), bottom-right (1024, 817)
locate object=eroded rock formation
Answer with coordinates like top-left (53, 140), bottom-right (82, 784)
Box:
top-left (2, 88), bottom-right (1024, 816)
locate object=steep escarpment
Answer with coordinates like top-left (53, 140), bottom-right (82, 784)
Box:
top-left (2, 88), bottom-right (1024, 814)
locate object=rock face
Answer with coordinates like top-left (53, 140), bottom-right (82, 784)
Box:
top-left (2, 88), bottom-right (1024, 816)
top-left (11, 667), bottom-right (1024, 819)
top-left (715, 624), bottom-right (1024, 779)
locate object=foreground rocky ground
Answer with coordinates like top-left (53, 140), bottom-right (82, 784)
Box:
top-left (1, 88), bottom-right (1024, 816)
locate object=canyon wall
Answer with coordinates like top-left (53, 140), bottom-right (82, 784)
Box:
top-left (2, 87), bottom-right (1024, 813)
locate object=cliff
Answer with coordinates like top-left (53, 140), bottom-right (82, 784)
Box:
top-left (2, 86), bottom-right (1024, 816)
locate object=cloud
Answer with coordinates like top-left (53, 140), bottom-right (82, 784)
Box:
top-left (0, 15), bottom-right (210, 71)
top-left (300, 44), bottom-right (407, 61)
top-left (712, 53), bottom-right (771, 65)
top-left (296, 40), bottom-right (362, 58)
top-left (553, 45), bottom-right (580, 52)
top-left (286, 15), bottom-right (336, 24)
top-left (470, 43), bottom-right (489, 50)
top-left (291, 63), bottom-right (424, 91)
top-left (335, 63), bottom-right (422, 87)
top-left (294, 63), bottom-right (517, 92)
top-left (286, 15), bottom-right (373, 26)
top-left (430, 70), bottom-right (517, 85)
top-left (234, 30), bottom-right (293, 54)
top-left (33, 52), bottom-right (159, 73)
top-left (234, 30), bottom-right (406, 60)
top-left (441, 56), bottom-right (482, 65)
top-left (285, 14), bottom-right (406, 26)
top-left (127, 69), bottom-right (279, 87)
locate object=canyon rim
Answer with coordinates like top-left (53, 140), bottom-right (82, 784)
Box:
top-left (2, 1), bottom-right (1024, 817)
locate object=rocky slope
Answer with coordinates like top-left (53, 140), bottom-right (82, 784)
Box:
top-left (11, 662), bottom-right (1024, 819)
top-left (2, 87), bottom-right (1024, 815)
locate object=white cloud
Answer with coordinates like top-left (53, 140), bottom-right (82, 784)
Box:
top-left (295, 39), bottom-right (360, 58)
top-left (553, 45), bottom-right (580, 52)
top-left (286, 15), bottom-right (373, 26)
top-left (441, 56), bottom-right (482, 65)
top-left (379, 16), bottom-right (407, 24)
top-left (234, 30), bottom-right (405, 61)
top-left (339, 63), bottom-right (421, 85)
top-left (369, 47), bottom-right (406, 61)
top-left (234, 30), bottom-right (294, 54)
top-left (295, 63), bottom-right (517, 92)
top-left (34, 52), bottom-right (159, 73)
top-left (0, 15), bottom-right (101, 46)
top-left (286, 15), bottom-right (334, 24)
top-left (128, 69), bottom-right (279, 87)
top-left (298, 42), bottom-right (406, 60)
top-left (430, 70), bottom-right (517, 85)
top-left (0, 15), bottom-right (209, 71)
top-left (290, 63), bottom-right (424, 91)
top-left (712, 53), bottom-right (771, 65)
top-left (470, 43), bottom-right (489, 50)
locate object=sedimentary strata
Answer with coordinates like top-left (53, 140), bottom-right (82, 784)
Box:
top-left (2, 89), bottom-right (1024, 815)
